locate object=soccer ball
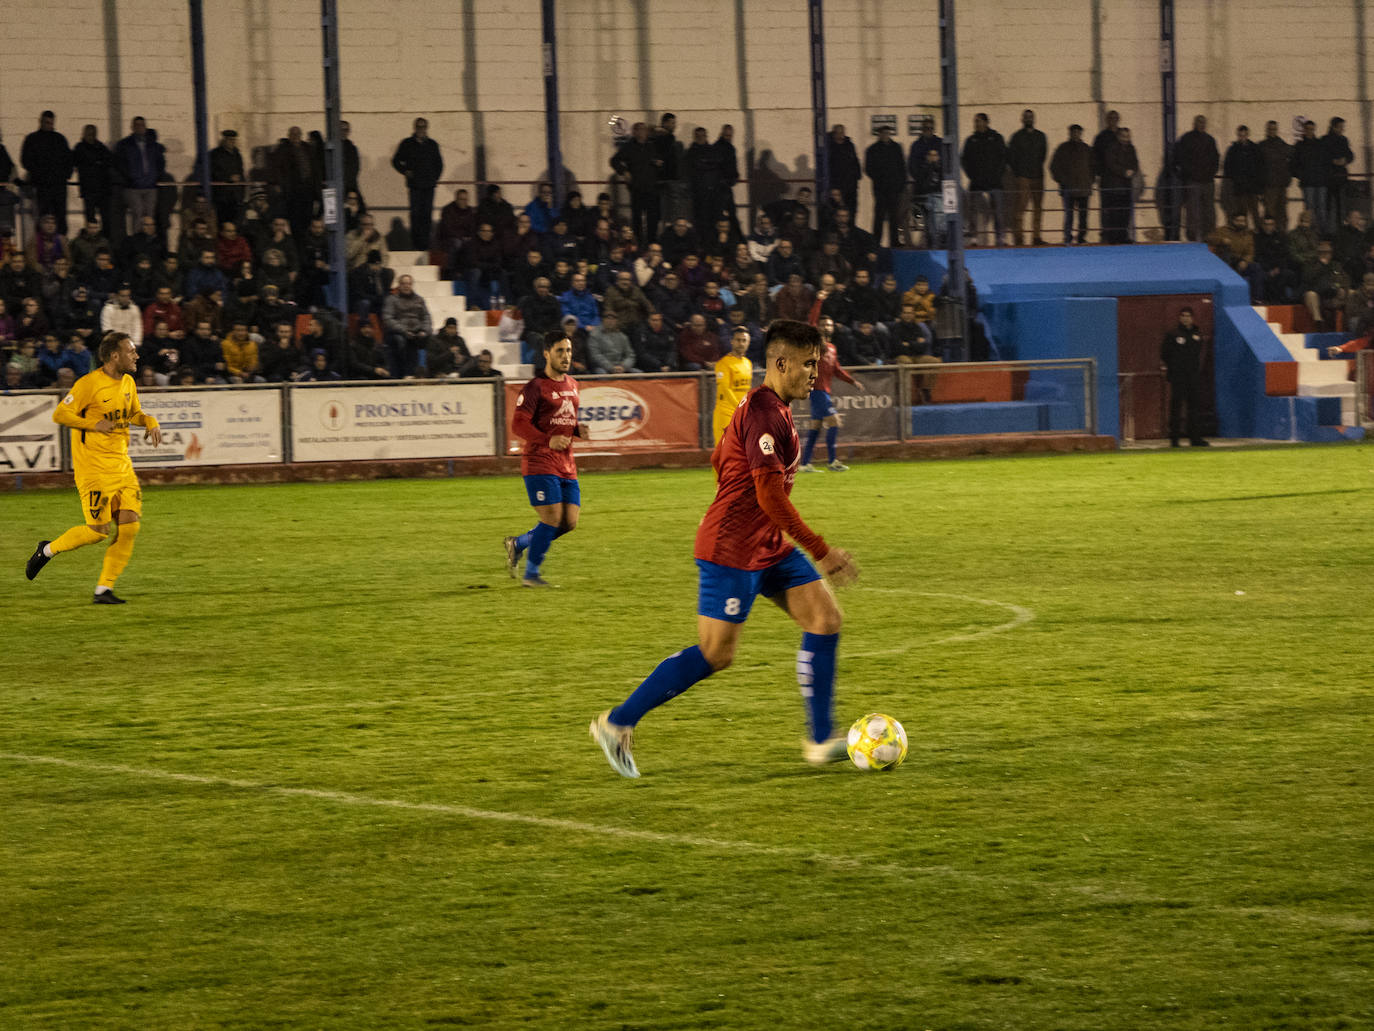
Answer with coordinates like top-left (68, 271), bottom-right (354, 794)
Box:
top-left (846, 713), bottom-right (908, 771)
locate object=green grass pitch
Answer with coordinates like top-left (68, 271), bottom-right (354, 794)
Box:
top-left (2, 446), bottom-right (1370, 1030)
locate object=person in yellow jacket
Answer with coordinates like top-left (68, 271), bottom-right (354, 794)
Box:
top-left (26, 331), bottom-right (162, 603)
top-left (712, 326), bottom-right (755, 445)
top-left (221, 320), bottom-right (262, 382)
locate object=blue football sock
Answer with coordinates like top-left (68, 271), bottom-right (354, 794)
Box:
top-left (825, 426), bottom-right (838, 463)
top-left (524, 521), bottom-right (558, 577)
top-left (797, 632), bottom-right (839, 742)
top-left (802, 428), bottom-right (819, 466)
top-left (610, 645), bottom-right (714, 727)
top-left (515, 524), bottom-right (537, 551)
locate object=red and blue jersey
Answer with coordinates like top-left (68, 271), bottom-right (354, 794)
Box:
top-left (813, 339), bottom-right (856, 395)
top-left (512, 372), bottom-right (580, 479)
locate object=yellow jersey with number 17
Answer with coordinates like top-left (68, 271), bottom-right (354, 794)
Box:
top-left (54, 369), bottom-right (152, 484)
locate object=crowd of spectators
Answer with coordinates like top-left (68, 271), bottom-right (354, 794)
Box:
top-left (1, 105), bottom-right (1367, 388)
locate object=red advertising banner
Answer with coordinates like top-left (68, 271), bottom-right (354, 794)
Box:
top-left (505, 376), bottom-right (702, 454)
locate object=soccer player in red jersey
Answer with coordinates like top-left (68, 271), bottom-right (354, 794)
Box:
top-left (590, 319), bottom-right (859, 777)
top-left (504, 331), bottom-right (587, 587)
top-left (799, 313), bottom-right (857, 472)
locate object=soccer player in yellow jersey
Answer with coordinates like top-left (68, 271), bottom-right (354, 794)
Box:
top-left (25, 331), bottom-right (162, 603)
top-left (712, 326), bottom-right (755, 445)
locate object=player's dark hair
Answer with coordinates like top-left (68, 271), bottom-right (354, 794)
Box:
top-left (763, 319), bottom-right (821, 361)
top-left (98, 331), bottom-right (128, 364)
top-left (535, 329), bottom-right (569, 378)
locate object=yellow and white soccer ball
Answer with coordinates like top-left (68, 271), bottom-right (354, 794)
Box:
top-left (846, 713), bottom-right (908, 771)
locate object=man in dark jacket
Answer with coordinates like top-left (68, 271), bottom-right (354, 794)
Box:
top-left (1050, 124), bottom-right (1094, 245)
top-left (1222, 125), bottom-right (1264, 228)
top-left (516, 277), bottom-right (563, 365)
top-left (611, 122), bottom-right (661, 249)
top-left (1290, 120), bottom-right (1328, 233)
top-left (1160, 307), bottom-right (1208, 447)
top-left (907, 118), bottom-right (944, 248)
top-left (825, 125), bottom-right (862, 219)
top-left (1007, 109), bottom-right (1047, 246)
top-left (1101, 127), bottom-right (1139, 245)
top-left (114, 116), bottom-right (165, 239)
top-left (1321, 117), bottom-right (1355, 232)
top-left (391, 117), bottom-right (444, 251)
top-left (1257, 120), bottom-right (1293, 232)
top-left (209, 129), bottom-right (246, 227)
top-left (685, 126), bottom-right (723, 234)
top-left (653, 113), bottom-right (685, 224)
top-left (961, 113), bottom-right (1007, 247)
top-left (71, 125), bottom-right (115, 236)
top-left (1174, 114), bottom-right (1219, 241)
top-left (864, 125), bottom-right (906, 248)
top-left (21, 111), bottom-right (74, 235)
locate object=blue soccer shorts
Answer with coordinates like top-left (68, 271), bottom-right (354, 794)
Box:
top-left (808, 388), bottom-right (836, 420)
top-left (696, 549), bottom-right (822, 624)
top-left (524, 475), bottom-right (581, 507)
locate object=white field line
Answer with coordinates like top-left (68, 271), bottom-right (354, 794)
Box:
top-left (845, 589), bottom-right (1035, 658)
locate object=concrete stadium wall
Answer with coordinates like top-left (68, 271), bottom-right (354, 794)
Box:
top-left (1, 0), bottom-right (1371, 218)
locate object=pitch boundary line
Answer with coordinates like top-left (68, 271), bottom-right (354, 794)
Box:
top-left (846, 589), bottom-right (1035, 657)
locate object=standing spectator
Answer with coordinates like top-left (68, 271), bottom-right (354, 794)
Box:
top-left (209, 129), bottom-right (246, 227)
top-left (908, 119), bottom-right (944, 248)
top-left (0, 130), bottom-right (18, 236)
top-left (685, 127), bottom-right (723, 235)
top-left (338, 120), bottom-right (363, 202)
top-left (1222, 125), bottom-right (1263, 228)
top-left (1050, 124), bottom-right (1093, 245)
top-left (825, 125), bottom-right (862, 219)
top-left (1321, 117), bottom-right (1354, 232)
top-left (1254, 215), bottom-right (1299, 303)
top-left (1257, 120), bottom-right (1293, 232)
top-left (436, 187), bottom-right (478, 266)
top-left (25, 214), bottom-right (67, 274)
top-left (1160, 307), bottom-right (1208, 447)
top-left (1101, 127), bottom-right (1140, 245)
top-left (99, 285), bottom-right (143, 349)
top-left (347, 248), bottom-right (394, 319)
top-left (458, 222), bottom-right (507, 309)
top-left (20, 111), bottom-right (73, 235)
top-left (1290, 121), bottom-right (1327, 234)
top-left (961, 113), bottom-right (1007, 247)
top-left (714, 125), bottom-right (741, 233)
top-left (114, 117), bottom-right (165, 238)
top-left (381, 274), bottom-right (432, 377)
top-left (526, 182), bottom-right (560, 235)
top-left (71, 125), bottom-right (115, 236)
top-left (1174, 114), bottom-right (1219, 242)
top-left (864, 125), bottom-right (907, 249)
top-left (611, 122), bottom-right (662, 249)
top-left (1007, 109), bottom-right (1048, 246)
top-left (1333, 209), bottom-right (1370, 286)
top-left (270, 126), bottom-right (316, 243)
top-left (653, 113), bottom-right (686, 224)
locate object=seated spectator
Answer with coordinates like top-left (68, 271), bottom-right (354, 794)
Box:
top-left (561, 314), bottom-right (590, 373)
top-left (56, 285), bottom-right (99, 343)
top-left (737, 274), bottom-right (775, 328)
top-left (1, 251), bottom-right (40, 314)
top-left (875, 272), bottom-right (903, 326)
top-left (152, 254), bottom-right (185, 303)
top-left (177, 218), bottom-right (217, 269)
top-left (185, 249), bottom-right (229, 299)
top-left (67, 219), bottom-right (110, 275)
top-left (658, 218), bottom-right (699, 266)
top-left (746, 214), bottom-right (779, 264)
top-left (633, 242), bottom-right (667, 288)
top-left (61, 333), bottom-right (93, 377)
top-left (727, 242), bottom-right (761, 291)
top-left (1334, 210), bottom-right (1371, 284)
top-left (846, 267), bottom-right (885, 328)
top-left (0, 299), bottom-right (13, 345)
top-left (459, 222), bottom-right (508, 309)
top-left (807, 235), bottom-right (852, 286)
top-left (259, 217), bottom-right (300, 274)
top-left (298, 348), bottom-right (341, 382)
top-left (525, 181), bottom-right (560, 235)
top-left (381, 274), bottom-right (432, 376)
top-left (128, 254), bottom-right (159, 308)
top-left (476, 184), bottom-right (517, 237)
top-left (617, 223), bottom-right (640, 260)
top-left (498, 304), bottom-right (524, 345)
top-left (254, 285), bottom-right (296, 339)
top-left (258, 248), bottom-right (295, 301)
top-left (1208, 214), bottom-right (1263, 302)
top-left (701, 216), bottom-right (741, 260)
top-left (717, 306), bottom-right (763, 361)
top-left (182, 319), bottom-right (227, 382)
top-left (676, 251), bottom-right (707, 296)
top-left (427, 317), bottom-right (473, 377)
top-left (139, 320), bottom-right (181, 385)
top-left (561, 190), bottom-right (591, 241)
top-left (516, 276), bottom-right (563, 365)
top-left (183, 286), bottom-right (225, 339)
top-left (509, 247), bottom-right (549, 303)
top-left (142, 284), bottom-right (184, 340)
top-left (833, 208), bottom-right (878, 272)
top-left (504, 212), bottom-right (540, 268)
top-left (100, 286), bottom-right (143, 348)
top-left (7, 345), bottom-right (40, 388)
top-left (220, 320), bottom-right (262, 382)
top-left (345, 212), bottom-right (388, 270)
top-left (460, 348), bottom-right (502, 378)
top-left (347, 249), bottom-right (394, 318)
top-left (587, 311), bottom-right (638, 374)
top-left (81, 249), bottom-right (121, 307)
top-left (763, 187), bottom-right (813, 236)
top-left (1287, 209), bottom-right (1320, 268)
top-left (1342, 272), bottom-right (1374, 337)
top-left (694, 279), bottom-right (727, 330)
top-left (765, 238), bottom-right (804, 286)
top-left (13, 296), bottom-right (50, 342)
top-left (901, 275), bottom-right (938, 324)
top-left (297, 218), bottom-right (331, 310)
top-left (216, 221), bottom-right (253, 272)
top-left (677, 312), bottom-right (719, 371)
top-left (260, 321), bottom-right (306, 382)
top-left (890, 305), bottom-right (941, 399)
top-left (558, 271), bottom-right (600, 329)
top-left (34, 333), bottom-right (66, 386)
top-left (298, 313), bottom-right (341, 370)
top-left (649, 270), bottom-right (692, 329)
top-left (436, 187), bottom-right (477, 262)
top-left (635, 311), bottom-right (678, 372)
top-left (543, 218), bottom-right (581, 266)
top-left (1301, 240), bottom-right (1350, 327)
top-left (774, 273), bottom-right (814, 322)
top-left (585, 218), bottom-right (616, 264)
top-left (546, 257), bottom-right (573, 295)
top-left (603, 270), bottom-right (651, 334)
top-left (40, 256), bottom-right (76, 317)
top-left (849, 320), bottom-right (886, 365)
top-left (228, 260), bottom-right (260, 324)
top-left (346, 321), bottom-right (392, 380)
top-left (25, 213), bottom-right (67, 273)
top-left (779, 208), bottom-right (817, 256)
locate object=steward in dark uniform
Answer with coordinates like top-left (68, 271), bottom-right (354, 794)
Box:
top-left (1160, 308), bottom-right (1209, 447)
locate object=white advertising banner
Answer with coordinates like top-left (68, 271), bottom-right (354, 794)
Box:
top-left (129, 389), bottom-right (284, 467)
top-left (0, 393), bottom-right (62, 474)
top-left (290, 383), bottom-right (497, 461)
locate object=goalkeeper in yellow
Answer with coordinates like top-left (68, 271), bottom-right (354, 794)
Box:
top-left (26, 331), bottom-right (162, 604)
top-left (712, 326), bottom-right (755, 446)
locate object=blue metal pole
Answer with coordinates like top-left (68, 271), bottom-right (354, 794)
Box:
top-left (321, 0), bottom-right (348, 314)
top-left (188, 0), bottom-right (211, 201)
top-left (541, 0), bottom-right (564, 207)
top-left (808, 0), bottom-right (828, 201)
top-left (939, 0), bottom-right (968, 361)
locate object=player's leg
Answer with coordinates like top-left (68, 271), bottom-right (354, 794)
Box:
top-left (508, 475), bottom-right (559, 583)
top-left (800, 406), bottom-right (823, 471)
top-left (28, 485), bottom-right (113, 580)
top-left (591, 562), bottom-right (755, 777)
top-left (822, 414), bottom-right (846, 471)
top-left (93, 483), bottom-right (143, 603)
top-left (521, 501), bottom-right (563, 585)
top-left (766, 553), bottom-right (846, 760)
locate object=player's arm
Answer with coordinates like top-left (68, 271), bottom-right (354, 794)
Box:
top-left (51, 380), bottom-right (109, 432)
top-left (511, 386), bottom-right (552, 447)
top-left (834, 363), bottom-right (858, 386)
top-left (127, 381), bottom-right (162, 445)
top-left (752, 469), bottom-right (858, 585)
